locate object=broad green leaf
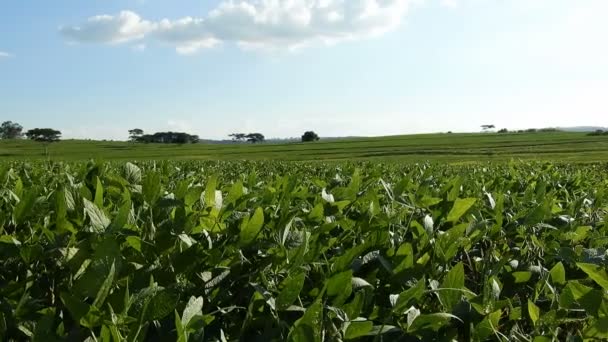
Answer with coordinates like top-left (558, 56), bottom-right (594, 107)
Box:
top-left (112, 198), bottom-right (132, 230)
top-left (560, 281), bottom-right (602, 317)
top-left (240, 207), bottom-right (265, 244)
top-left (474, 310), bottom-right (502, 341)
top-left (327, 271), bottom-right (353, 297)
top-left (393, 278), bottom-right (426, 314)
top-left (60, 292), bottom-right (90, 322)
top-left (124, 162), bottom-right (142, 184)
top-left (408, 313), bottom-right (460, 333)
top-left (143, 172), bottom-right (161, 205)
top-left (83, 198), bottom-right (110, 233)
top-left (438, 262), bottom-right (465, 312)
top-left (528, 300), bottom-right (540, 326)
top-left (74, 238), bottom-right (121, 298)
top-left (577, 263), bottom-right (608, 291)
top-left (344, 321), bottom-right (373, 340)
top-left (125, 236), bottom-right (142, 252)
top-left (549, 262), bottom-right (566, 285)
top-left (204, 174), bottom-right (218, 208)
top-left (289, 301), bottom-right (323, 342)
top-left (225, 180), bottom-right (243, 206)
top-left (583, 317), bottom-right (608, 339)
top-left (277, 273), bottom-right (306, 311)
top-left (93, 262), bottom-right (115, 308)
top-left (447, 198), bottom-right (477, 222)
top-left (512, 271), bottom-right (532, 283)
top-left (327, 270), bottom-right (353, 306)
top-left (182, 296), bottom-right (204, 327)
top-left (94, 176), bottom-right (104, 208)
top-left (175, 311), bottom-right (187, 342)
top-left (13, 190), bottom-right (37, 226)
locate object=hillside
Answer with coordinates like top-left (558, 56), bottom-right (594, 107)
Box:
top-left (1, 131), bottom-right (607, 163)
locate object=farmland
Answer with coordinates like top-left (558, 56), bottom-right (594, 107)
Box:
top-left (2, 159), bottom-right (608, 341)
top-left (1, 131), bottom-right (608, 162)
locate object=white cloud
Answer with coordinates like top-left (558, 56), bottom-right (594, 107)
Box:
top-left (0, 51), bottom-right (14, 58)
top-left (60, 0), bottom-right (412, 53)
top-left (60, 10), bottom-right (156, 44)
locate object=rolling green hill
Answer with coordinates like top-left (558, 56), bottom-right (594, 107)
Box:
top-left (1, 131), bottom-right (607, 162)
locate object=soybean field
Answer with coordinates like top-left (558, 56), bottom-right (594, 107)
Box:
top-left (1, 160), bottom-right (608, 341)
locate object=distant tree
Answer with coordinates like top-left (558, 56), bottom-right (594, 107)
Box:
top-left (497, 128), bottom-right (509, 133)
top-left (588, 130), bottom-right (605, 136)
top-left (0, 121), bottom-right (23, 139)
top-left (229, 133), bottom-right (247, 142)
top-left (128, 128), bottom-right (144, 142)
top-left (246, 133), bottom-right (265, 143)
top-left (25, 128), bottom-right (61, 156)
top-left (301, 131), bottom-right (320, 142)
top-left (481, 125), bottom-right (496, 132)
top-left (136, 131), bottom-right (199, 144)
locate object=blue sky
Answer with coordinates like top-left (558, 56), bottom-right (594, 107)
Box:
top-left (0, 0), bottom-right (606, 140)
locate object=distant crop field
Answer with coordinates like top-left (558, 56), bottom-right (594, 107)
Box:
top-left (1, 160), bottom-right (608, 340)
top-left (1, 132), bottom-right (608, 162)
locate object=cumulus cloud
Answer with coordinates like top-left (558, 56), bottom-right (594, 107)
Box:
top-left (60, 10), bottom-right (155, 44)
top-left (60, 0), bottom-right (412, 53)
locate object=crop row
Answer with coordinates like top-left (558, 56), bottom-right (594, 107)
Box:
top-left (1, 161), bottom-right (607, 341)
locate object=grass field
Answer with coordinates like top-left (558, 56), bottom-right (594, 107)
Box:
top-left (1, 131), bottom-right (607, 162)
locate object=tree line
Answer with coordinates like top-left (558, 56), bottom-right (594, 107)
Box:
top-left (1, 121), bottom-right (61, 143)
top-left (128, 129), bottom-right (200, 144)
top-left (1, 121), bottom-right (323, 147)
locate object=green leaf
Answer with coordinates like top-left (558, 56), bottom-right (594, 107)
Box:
top-left (512, 271), bottom-right (532, 284)
top-left (393, 278), bottom-right (426, 314)
top-left (327, 270), bottom-right (353, 297)
top-left (438, 262), bottom-right (465, 312)
top-left (447, 198), bottom-right (477, 222)
top-left (225, 181), bottom-right (243, 206)
top-left (583, 317), bottom-right (608, 339)
top-left (408, 313), bottom-right (460, 333)
top-left (60, 292), bottom-right (90, 322)
top-left (528, 300), bottom-right (540, 326)
top-left (143, 172), bottom-right (161, 205)
top-left (125, 236), bottom-right (142, 253)
top-left (560, 281), bottom-right (602, 317)
top-left (240, 207), bottom-right (264, 245)
top-left (327, 270), bottom-right (353, 306)
top-left (344, 321), bottom-right (374, 340)
top-left (182, 296), bottom-right (204, 327)
top-left (146, 288), bottom-right (180, 321)
top-left (204, 175), bottom-right (218, 208)
top-left (83, 198), bottom-right (110, 233)
top-left (112, 198), bottom-right (132, 230)
top-left (13, 189), bottom-right (37, 226)
top-left (74, 238), bottom-right (121, 298)
top-left (94, 176), bottom-right (104, 208)
top-left (175, 311), bottom-right (187, 342)
top-left (474, 310), bottom-right (502, 341)
top-left (124, 162), bottom-right (142, 184)
top-left (435, 223), bottom-right (468, 263)
top-left (549, 262), bottom-right (566, 285)
top-left (93, 262), bottom-right (115, 308)
top-left (289, 301), bottom-right (323, 342)
top-left (577, 263), bottom-right (608, 291)
top-left (277, 273), bottom-right (306, 311)
top-left (533, 336), bottom-right (552, 342)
